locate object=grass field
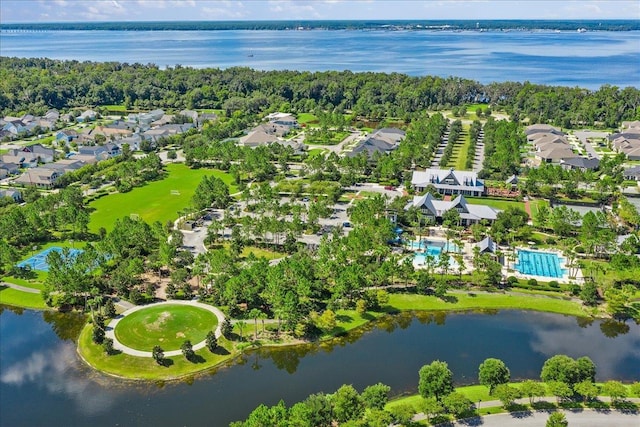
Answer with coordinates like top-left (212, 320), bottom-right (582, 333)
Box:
top-left (387, 292), bottom-right (588, 317)
top-left (465, 196), bottom-right (524, 211)
top-left (115, 304), bottom-right (218, 351)
top-left (78, 323), bottom-right (237, 380)
top-left (454, 125), bottom-right (472, 170)
top-left (88, 164), bottom-right (236, 231)
top-left (0, 286), bottom-right (47, 309)
top-left (297, 113), bottom-right (319, 126)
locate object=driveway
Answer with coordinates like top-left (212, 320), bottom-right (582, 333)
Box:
top-left (573, 130), bottom-right (609, 160)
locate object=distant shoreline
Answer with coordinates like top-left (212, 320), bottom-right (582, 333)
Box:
top-left (1, 19), bottom-right (639, 32)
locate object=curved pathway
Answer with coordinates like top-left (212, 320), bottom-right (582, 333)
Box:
top-left (105, 300), bottom-right (225, 358)
top-left (0, 281), bottom-right (40, 294)
top-left (437, 408), bottom-right (640, 427)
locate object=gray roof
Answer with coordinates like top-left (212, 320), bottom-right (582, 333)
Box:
top-left (405, 192), bottom-right (499, 222)
top-left (412, 168), bottom-right (484, 192)
top-left (477, 236), bottom-right (497, 253)
top-left (561, 157), bottom-right (600, 170)
top-left (624, 166), bottom-right (640, 177)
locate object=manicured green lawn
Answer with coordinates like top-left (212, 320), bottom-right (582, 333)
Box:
top-left (88, 164), bottom-right (236, 231)
top-left (465, 197), bottom-right (524, 211)
top-left (115, 304), bottom-right (218, 351)
top-left (78, 323), bottom-right (237, 380)
top-left (1, 275), bottom-right (45, 291)
top-left (306, 148), bottom-right (326, 158)
top-left (387, 292), bottom-right (588, 317)
top-left (454, 125), bottom-right (472, 170)
top-left (0, 286), bottom-right (47, 309)
top-left (297, 113), bottom-right (318, 126)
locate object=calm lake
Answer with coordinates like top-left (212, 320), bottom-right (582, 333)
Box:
top-left (1, 307), bottom-right (639, 426)
top-left (1, 29), bottom-right (640, 89)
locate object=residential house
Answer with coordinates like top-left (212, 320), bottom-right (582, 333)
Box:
top-left (77, 146), bottom-right (111, 161)
top-left (621, 121), bottom-right (640, 130)
top-left (142, 128), bottom-right (170, 143)
top-left (623, 166), bottom-right (640, 181)
top-left (150, 115), bottom-right (174, 127)
top-left (76, 109), bottom-right (97, 123)
top-left (1, 151), bottom-right (37, 168)
top-left (0, 162), bottom-right (20, 176)
top-left (612, 136), bottom-right (640, 160)
top-left (23, 144), bottom-right (56, 163)
top-left (14, 167), bottom-right (61, 188)
top-left (179, 109), bottom-right (199, 123)
top-left (60, 113), bottom-right (74, 123)
top-left (41, 159), bottom-right (87, 174)
top-left (56, 129), bottom-right (79, 144)
top-left (411, 168), bottom-right (485, 196)
top-left (118, 134), bottom-right (142, 151)
top-left (525, 124), bottom-right (565, 138)
top-left (71, 154), bottom-right (100, 165)
top-left (535, 145), bottom-right (577, 163)
top-left (239, 129), bottom-right (280, 147)
top-left (405, 192), bottom-right (499, 226)
top-left (2, 121), bottom-right (25, 136)
top-left (44, 109), bottom-right (60, 122)
top-left (198, 112), bottom-right (218, 126)
top-left (347, 128), bottom-right (405, 158)
top-left (90, 126), bottom-right (133, 139)
top-left (267, 112), bottom-right (299, 128)
top-left (0, 189), bottom-right (22, 202)
top-left (560, 157), bottom-right (600, 172)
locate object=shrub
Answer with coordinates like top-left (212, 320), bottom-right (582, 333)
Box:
top-left (549, 280), bottom-right (560, 288)
top-left (528, 278), bottom-right (538, 287)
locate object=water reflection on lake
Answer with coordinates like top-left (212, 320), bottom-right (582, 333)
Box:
top-left (1, 306), bottom-right (639, 426)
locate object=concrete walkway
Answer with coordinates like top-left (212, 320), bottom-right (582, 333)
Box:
top-left (105, 300), bottom-right (226, 358)
top-left (434, 409), bottom-right (640, 427)
top-left (0, 281), bottom-right (40, 294)
top-left (419, 397), bottom-right (640, 425)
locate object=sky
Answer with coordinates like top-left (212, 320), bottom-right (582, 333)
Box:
top-left (0, 0), bottom-right (639, 23)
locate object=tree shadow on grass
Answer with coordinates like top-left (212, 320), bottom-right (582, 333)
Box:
top-left (158, 358), bottom-right (174, 367)
top-left (186, 354), bottom-right (206, 364)
top-left (440, 295), bottom-right (458, 303)
top-left (587, 400), bottom-right (611, 413)
top-left (336, 314), bottom-right (352, 323)
top-left (212, 346), bottom-right (230, 356)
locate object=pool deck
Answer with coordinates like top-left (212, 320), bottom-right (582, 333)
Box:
top-left (405, 234), bottom-right (584, 284)
top-left (507, 247), bottom-right (584, 284)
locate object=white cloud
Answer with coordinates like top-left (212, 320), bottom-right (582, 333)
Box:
top-left (1, 343), bottom-right (118, 416)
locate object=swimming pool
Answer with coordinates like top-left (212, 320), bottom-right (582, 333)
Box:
top-left (408, 240), bottom-right (460, 253)
top-left (414, 250), bottom-right (458, 268)
top-left (514, 250), bottom-right (567, 278)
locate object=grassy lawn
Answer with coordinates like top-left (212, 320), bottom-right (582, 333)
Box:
top-left (0, 286), bottom-right (47, 309)
top-left (88, 164), bottom-right (236, 232)
top-left (241, 246), bottom-right (286, 261)
top-left (306, 148), bottom-right (326, 159)
top-left (297, 113), bottom-right (319, 126)
top-left (1, 275), bottom-right (45, 291)
top-left (78, 323), bottom-right (238, 381)
top-left (387, 292), bottom-right (588, 317)
top-left (454, 125), bottom-right (472, 170)
top-left (115, 304), bottom-right (218, 351)
top-left (465, 196), bottom-right (524, 211)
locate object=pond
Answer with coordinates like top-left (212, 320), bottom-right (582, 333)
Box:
top-left (1, 306), bottom-right (639, 426)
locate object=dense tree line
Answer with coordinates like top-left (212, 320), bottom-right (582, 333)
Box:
top-left (481, 118), bottom-right (525, 179)
top-left (2, 58), bottom-right (638, 128)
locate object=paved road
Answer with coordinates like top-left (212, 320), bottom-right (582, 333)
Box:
top-left (105, 300), bottom-right (225, 357)
top-left (573, 130), bottom-right (609, 160)
top-left (0, 281), bottom-right (40, 294)
top-left (438, 409), bottom-right (640, 427)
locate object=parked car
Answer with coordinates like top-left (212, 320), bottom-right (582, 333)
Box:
top-left (384, 186), bottom-right (395, 191)
top-left (342, 222), bottom-right (351, 228)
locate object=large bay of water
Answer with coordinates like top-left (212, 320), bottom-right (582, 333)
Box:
top-left (1, 29), bottom-right (640, 89)
top-left (1, 307), bottom-right (639, 426)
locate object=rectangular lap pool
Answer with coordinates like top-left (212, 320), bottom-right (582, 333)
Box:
top-left (514, 250), bottom-right (567, 279)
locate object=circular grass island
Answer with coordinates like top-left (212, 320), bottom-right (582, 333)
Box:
top-left (115, 303), bottom-right (218, 351)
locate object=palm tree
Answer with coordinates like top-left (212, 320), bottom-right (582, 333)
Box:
top-left (248, 308), bottom-right (262, 340)
top-left (236, 320), bottom-right (246, 341)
